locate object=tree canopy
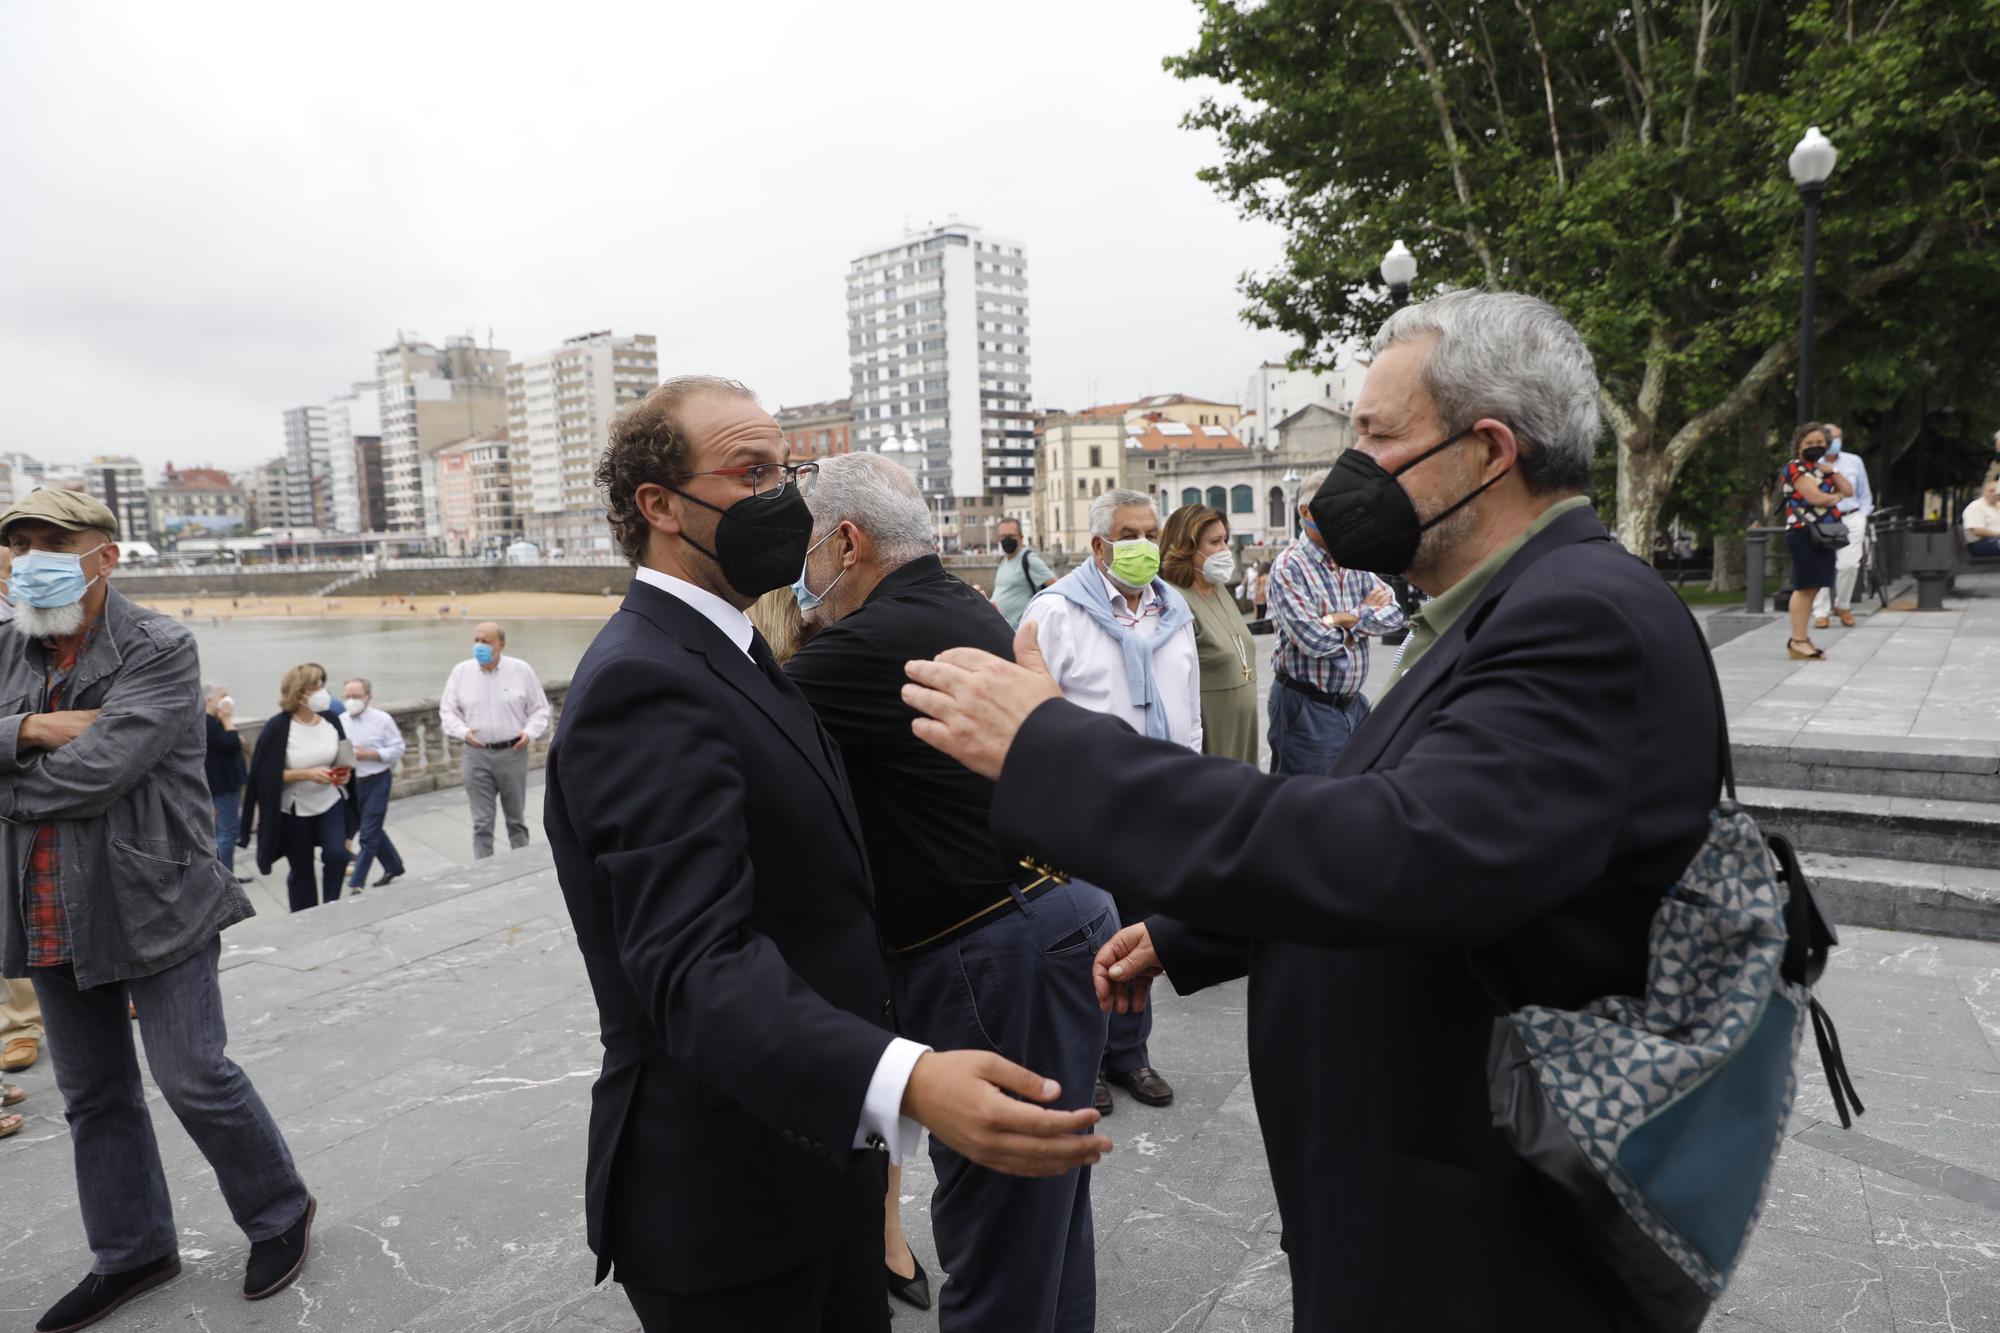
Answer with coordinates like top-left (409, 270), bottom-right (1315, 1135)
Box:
top-left (1171, 0), bottom-right (2000, 553)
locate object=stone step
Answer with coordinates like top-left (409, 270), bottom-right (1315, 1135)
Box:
top-left (1732, 737), bottom-right (2000, 804)
top-left (1799, 851), bottom-right (2000, 942)
top-left (1739, 785), bottom-right (2000, 871)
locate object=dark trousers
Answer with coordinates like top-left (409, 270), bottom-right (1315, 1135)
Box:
top-left (890, 880), bottom-right (1117, 1333)
top-left (280, 806), bottom-right (350, 912)
top-left (1105, 990), bottom-right (1153, 1075)
top-left (211, 791), bottom-right (239, 875)
top-left (621, 1191), bottom-right (887, 1333)
top-left (1972, 537), bottom-right (2000, 557)
top-left (348, 771), bottom-right (404, 888)
top-left (31, 938), bottom-right (310, 1273)
top-left (1268, 683), bottom-right (1372, 776)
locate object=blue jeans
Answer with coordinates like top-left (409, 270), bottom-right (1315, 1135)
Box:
top-left (211, 791), bottom-right (240, 874)
top-left (349, 771), bottom-right (405, 888)
top-left (31, 937), bottom-right (309, 1272)
top-left (889, 881), bottom-right (1116, 1333)
top-left (1971, 537), bottom-right (2000, 558)
top-left (1268, 682), bottom-right (1372, 776)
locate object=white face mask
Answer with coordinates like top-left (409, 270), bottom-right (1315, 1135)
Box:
top-left (343, 696), bottom-right (367, 716)
top-left (218, 696), bottom-right (235, 711)
top-left (1201, 549), bottom-right (1237, 587)
top-left (306, 688), bottom-right (333, 714)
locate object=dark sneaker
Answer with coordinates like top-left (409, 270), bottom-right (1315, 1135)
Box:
top-left (37, 1252), bottom-right (181, 1332)
top-left (244, 1195), bottom-right (316, 1300)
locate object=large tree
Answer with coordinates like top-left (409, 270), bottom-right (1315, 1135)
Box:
top-left (1171, 0), bottom-right (2000, 554)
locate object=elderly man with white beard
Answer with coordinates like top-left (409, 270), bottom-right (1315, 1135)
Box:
top-left (0, 488), bottom-right (315, 1332)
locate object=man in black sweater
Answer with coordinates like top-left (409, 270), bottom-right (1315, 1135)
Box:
top-left (787, 453), bottom-right (1115, 1333)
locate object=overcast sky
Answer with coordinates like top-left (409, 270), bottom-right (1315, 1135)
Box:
top-left (0, 1), bottom-right (1324, 477)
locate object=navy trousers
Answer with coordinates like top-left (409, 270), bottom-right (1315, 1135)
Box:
top-left (1268, 684), bottom-right (1372, 776)
top-left (280, 807), bottom-right (349, 913)
top-left (348, 771), bottom-right (405, 888)
top-left (889, 881), bottom-right (1117, 1333)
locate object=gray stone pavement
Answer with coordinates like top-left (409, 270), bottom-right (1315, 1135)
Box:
top-left (5, 837), bottom-right (1998, 1331)
top-left (1713, 571), bottom-right (2000, 746)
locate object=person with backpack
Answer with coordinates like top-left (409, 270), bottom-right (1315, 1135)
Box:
top-left (902, 291), bottom-right (1788, 1331)
top-left (990, 517), bottom-right (1055, 629)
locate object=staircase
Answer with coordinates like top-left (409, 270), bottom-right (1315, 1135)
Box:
top-left (1735, 739), bottom-right (2000, 940)
top-left (314, 568), bottom-right (369, 597)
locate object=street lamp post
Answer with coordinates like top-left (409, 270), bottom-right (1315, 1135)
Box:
top-left (1282, 467), bottom-right (1302, 542)
top-left (1788, 126), bottom-right (1838, 426)
top-left (1380, 239), bottom-right (1417, 310)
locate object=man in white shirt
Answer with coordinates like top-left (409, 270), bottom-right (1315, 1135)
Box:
top-left (1811, 423), bottom-right (1875, 628)
top-left (438, 623), bottom-right (550, 860)
top-left (1023, 488), bottom-right (1199, 1115)
top-left (341, 678), bottom-right (408, 890)
top-left (543, 375), bottom-right (1109, 1330)
top-left (1965, 477), bottom-right (2000, 557)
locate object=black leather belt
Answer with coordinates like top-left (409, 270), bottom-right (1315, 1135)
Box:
top-left (1276, 673), bottom-right (1355, 707)
top-left (470, 736), bottom-right (520, 750)
top-left (888, 859), bottom-right (1070, 958)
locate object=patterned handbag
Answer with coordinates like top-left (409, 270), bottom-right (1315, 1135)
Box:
top-left (1480, 619), bottom-right (1863, 1332)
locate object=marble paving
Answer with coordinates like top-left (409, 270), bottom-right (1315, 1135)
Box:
top-left (5, 835), bottom-right (1999, 1330)
top-left (1713, 570), bottom-right (2000, 748)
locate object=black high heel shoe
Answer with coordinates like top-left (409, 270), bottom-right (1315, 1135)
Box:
top-left (885, 1252), bottom-right (931, 1311)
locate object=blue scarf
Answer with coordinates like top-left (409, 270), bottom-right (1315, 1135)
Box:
top-left (1041, 564), bottom-right (1194, 741)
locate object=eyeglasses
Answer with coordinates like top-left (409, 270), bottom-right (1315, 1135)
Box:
top-left (678, 462), bottom-right (819, 498)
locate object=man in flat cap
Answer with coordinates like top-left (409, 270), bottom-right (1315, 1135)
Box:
top-left (0, 489), bottom-right (316, 1331)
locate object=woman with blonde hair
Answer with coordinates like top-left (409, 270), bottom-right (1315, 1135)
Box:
top-left (1160, 504), bottom-right (1259, 763)
top-left (240, 663), bottom-right (359, 911)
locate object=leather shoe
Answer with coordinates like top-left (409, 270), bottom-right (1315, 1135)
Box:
top-left (374, 872), bottom-right (403, 888)
top-left (1814, 616), bottom-right (1830, 629)
top-left (885, 1253), bottom-right (931, 1310)
top-left (2, 1036), bottom-right (36, 1072)
top-left (1093, 1074), bottom-right (1114, 1117)
top-left (244, 1195), bottom-right (315, 1300)
top-left (37, 1252), bottom-right (181, 1332)
top-left (1837, 608), bottom-right (1856, 627)
top-left (1107, 1067), bottom-right (1175, 1107)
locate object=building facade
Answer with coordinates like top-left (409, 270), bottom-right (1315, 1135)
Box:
top-left (281, 405), bottom-right (329, 529)
top-left (1033, 412), bottom-right (1126, 555)
top-left (353, 436), bottom-right (387, 534)
top-left (775, 398), bottom-right (854, 459)
top-left (81, 456), bottom-right (150, 544)
top-left (1240, 360), bottom-right (1368, 449)
top-left (247, 457), bottom-right (289, 533)
top-left (149, 465), bottom-right (246, 545)
top-left (432, 431), bottom-right (516, 557)
top-left (375, 334), bottom-right (509, 539)
top-left (1121, 402), bottom-right (1357, 548)
top-left (506, 330), bottom-right (657, 557)
top-left (847, 220), bottom-right (1033, 549)
top-left (324, 380), bottom-right (382, 534)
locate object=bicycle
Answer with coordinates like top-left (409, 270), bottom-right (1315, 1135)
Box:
top-left (1855, 505), bottom-right (1902, 611)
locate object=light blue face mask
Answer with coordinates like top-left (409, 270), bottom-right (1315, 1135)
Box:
top-left (792, 527), bottom-right (846, 612)
top-left (472, 642), bottom-right (496, 666)
top-left (10, 544), bottom-right (108, 609)
top-left (1825, 436), bottom-right (1842, 457)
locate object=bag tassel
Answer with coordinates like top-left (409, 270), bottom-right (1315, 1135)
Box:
top-left (1808, 997), bottom-right (1865, 1129)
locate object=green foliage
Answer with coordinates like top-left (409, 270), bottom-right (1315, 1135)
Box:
top-left (1170, 0), bottom-right (2000, 535)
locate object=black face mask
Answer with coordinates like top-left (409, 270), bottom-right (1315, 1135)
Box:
top-left (1000, 535), bottom-right (1020, 555)
top-left (1306, 430), bottom-right (1508, 577)
top-left (1801, 446), bottom-right (1827, 464)
top-left (666, 481), bottom-right (815, 599)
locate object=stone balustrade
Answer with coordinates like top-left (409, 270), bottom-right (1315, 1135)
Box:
top-left (232, 678), bottom-right (571, 801)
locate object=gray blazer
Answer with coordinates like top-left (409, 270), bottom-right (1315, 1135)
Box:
top-left (0, 586), bottom-right (252, 986)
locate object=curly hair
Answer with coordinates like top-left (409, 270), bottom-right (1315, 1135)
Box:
top-left (1160, 504), bottom-right (1227, 588)
top-left (279, 662), bottom-right (326, 714)
top-left (597, 375), bottom-right (758, 563)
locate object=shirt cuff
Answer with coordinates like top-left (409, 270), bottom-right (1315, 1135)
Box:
top-left (854, 1036), bottom-right (929, 1165)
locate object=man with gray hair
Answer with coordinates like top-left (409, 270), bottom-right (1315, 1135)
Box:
top-left (785, 452), bottom-right (1119, 1332)
top-left (901, 290), bottom-right (1728, 1327)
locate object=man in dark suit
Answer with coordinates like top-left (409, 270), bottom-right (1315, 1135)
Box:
top-left (900, 292), bottom-right (1724, 1330)
top-left (786, 453), bottom-right (1118, 1333)
top-left (545, 377), bottom-right (1110, 1332)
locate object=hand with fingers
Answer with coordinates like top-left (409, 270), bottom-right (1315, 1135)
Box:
top-left (902, 621), bottom-right (1063, 780)
top-left (1093, 922), bottom-right (1164, 1015)
top-left (900, 1049), bottom-right (1112, 1178)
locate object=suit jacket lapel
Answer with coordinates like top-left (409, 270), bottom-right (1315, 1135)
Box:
top-left (619, 579), bottom-right (867, 857)
top-left (1336, 506), bottom-right (1616, 777)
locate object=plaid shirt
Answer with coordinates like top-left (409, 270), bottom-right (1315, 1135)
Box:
top-left (23, 623), bottom-right (99, 968)
top-left (1267, 538), bottom-right (1405, 699)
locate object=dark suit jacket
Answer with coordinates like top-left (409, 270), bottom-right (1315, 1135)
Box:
top-left (988, 505), bottom-right (1720, 1330)
top-left (544, 576), bottom-right (895, 1294)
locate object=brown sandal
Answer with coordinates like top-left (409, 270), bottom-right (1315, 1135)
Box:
top-left (1788, 639), bottom-right (1826, 660)
top-left (2, 1081), bottom-right (22, 1107)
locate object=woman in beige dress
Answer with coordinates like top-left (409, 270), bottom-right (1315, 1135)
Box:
top-left (1161, 504), bottom-right (1259, 764)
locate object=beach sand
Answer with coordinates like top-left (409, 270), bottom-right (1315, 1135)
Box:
top-left (126, 591), bottom-right (625, 621)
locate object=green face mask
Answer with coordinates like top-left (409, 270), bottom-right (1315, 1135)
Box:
top-left (1104, 537), bottom-right (1161, 589)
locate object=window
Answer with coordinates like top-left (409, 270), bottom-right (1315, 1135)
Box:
top-left (1267, 486), bottom-right (1287, 529)
top-left (1206, 486), bottom-right (1227, 513)
top-left (1088, 446), bottom-right (1101, 468)
top-left (1231, 484), bottom-right (1254, 515)
top-left (1077, 479), bottom-right (1088, 497)
top-left (1181, 487), bottom-right (1200, 507)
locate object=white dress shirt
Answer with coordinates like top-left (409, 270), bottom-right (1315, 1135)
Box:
top-left (632, 564), bottom-right (928, 1164)
top-left (281, 716), bottom-right (341, 816)
top-left (1021, 568), bottom-right (1204, 751)
top-left (438, 654), bottom-right (551, 746)
top-left (343, 705), bottom-right (407, 778)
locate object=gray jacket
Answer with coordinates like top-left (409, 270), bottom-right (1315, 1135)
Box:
top-left (0, 586), bottom-right (252, 986)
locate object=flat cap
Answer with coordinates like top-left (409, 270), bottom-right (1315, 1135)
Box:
top-left (0, 487), bottom-right (121, 541)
